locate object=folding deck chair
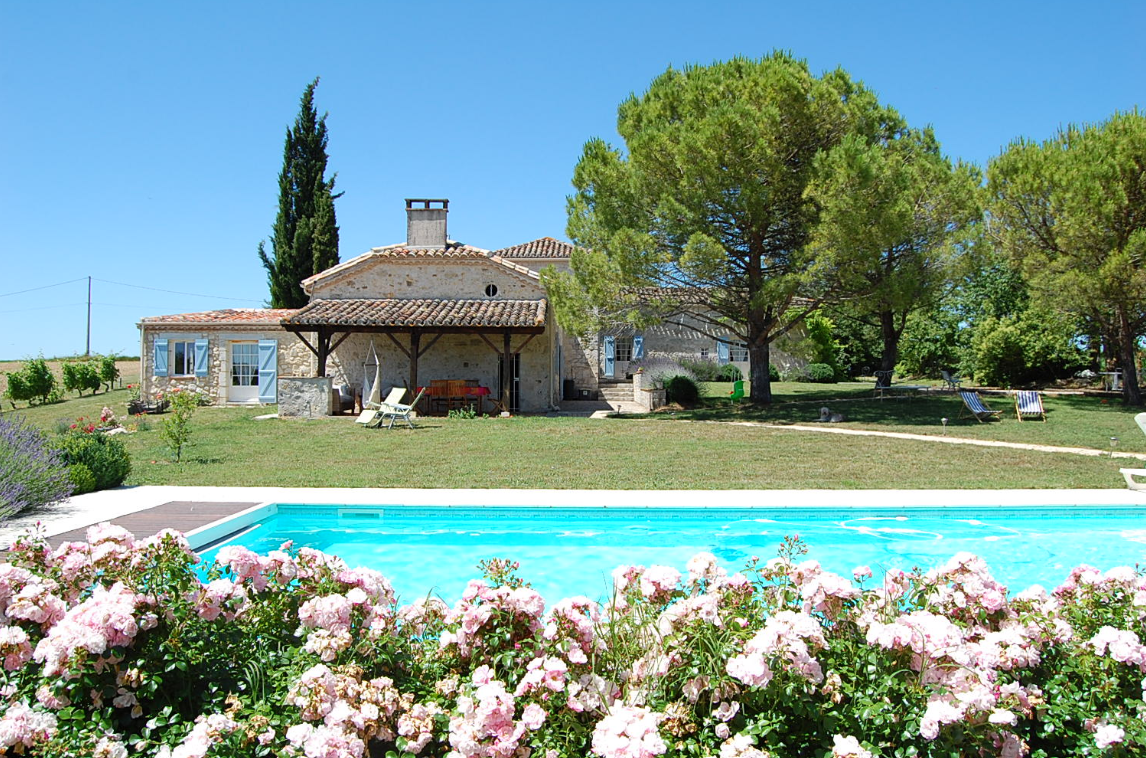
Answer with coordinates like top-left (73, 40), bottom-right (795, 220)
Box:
top-left (1013, 390), bottom-right (1046, 422)
top-left (958, 391), bottom-right (1003, 423)
top-left (355, 387), bottom-right (407, 427)
top-left (377, 387), bottom-right (427, 429)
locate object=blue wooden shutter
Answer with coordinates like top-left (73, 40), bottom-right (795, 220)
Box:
top-left (603, 335), bottom-right (615, 378)
top-left (632, 334), bottom-right (644, 360)
top-left (257, 340), bottom-right (278, 403)
top-left (194, 339), bottom-right (209, 377)
top-left (153, 339), bottom-right (169, 377)
top-left (717, 340), bottom-right (730, 365)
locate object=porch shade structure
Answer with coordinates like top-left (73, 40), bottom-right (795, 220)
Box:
top-left (281, 298), bottom-right (546, 408)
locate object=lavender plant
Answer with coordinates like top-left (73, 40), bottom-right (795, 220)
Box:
top-left (0, 414), bottom-right (73, 520)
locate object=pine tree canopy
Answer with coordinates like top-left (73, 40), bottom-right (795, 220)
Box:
top-left (547, 53), bottom-right (908, 403)
top-left (258, 78), bottom-right (341, 308)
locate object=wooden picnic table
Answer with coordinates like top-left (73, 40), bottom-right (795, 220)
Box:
top-left (419, 382), bottom-right (492, 415)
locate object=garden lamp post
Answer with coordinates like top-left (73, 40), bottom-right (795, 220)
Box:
top-left (1110, 437), bottom-right (1119, 457)
top-left (941, 417), bottom-right (948, 436)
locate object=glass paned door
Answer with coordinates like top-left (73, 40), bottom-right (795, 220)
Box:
top-left (228, 342), bottom-right (259, 403)
top-left (497, 353), bottom-right (521, 413)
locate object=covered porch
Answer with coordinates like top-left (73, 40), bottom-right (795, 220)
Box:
top-left (280, 297), bottom-right (549, 416)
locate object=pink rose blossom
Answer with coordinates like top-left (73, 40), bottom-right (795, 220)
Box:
top-left (591, 703), bottom-right (666, 758)
top-left (1094, 723), bottom-right (1124, 749)
top-left (831, 734), bottom-right (873, 758)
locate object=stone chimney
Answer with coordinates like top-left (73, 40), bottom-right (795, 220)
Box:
top-left (405, 198), bottom-right (449, 248)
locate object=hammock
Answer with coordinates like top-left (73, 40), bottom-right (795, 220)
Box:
top-left (363, 340), bottom-right (382, 408)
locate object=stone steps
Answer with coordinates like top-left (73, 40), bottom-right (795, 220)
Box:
top-left (597, 383), bottom-right (633, 402)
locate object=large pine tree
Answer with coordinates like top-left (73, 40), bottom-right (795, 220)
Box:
top-left (258, 78), bottom-right (340, 308)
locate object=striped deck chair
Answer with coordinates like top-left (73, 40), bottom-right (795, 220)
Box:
top-left (958, 391), bottom-right (1002, 423)
top-left (1014, 390), bottom-right (1046, 422)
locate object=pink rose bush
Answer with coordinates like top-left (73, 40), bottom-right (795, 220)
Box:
top-left (1, 527), bottom-right (1145, 756)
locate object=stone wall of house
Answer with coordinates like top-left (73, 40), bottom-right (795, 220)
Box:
top-left (558, 332), bottom-right (599, 398)
top-left (503, 259), bottom-right (571, 276)
top-left (309, 259), bottom-right (546, 301)
top-left (140, 327), bottom-right (315, 405)
top-left (327, 329), bottom-right (555, 413)
top-left (593, 317), bottom-right (808, 382)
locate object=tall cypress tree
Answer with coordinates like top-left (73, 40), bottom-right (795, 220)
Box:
top-left (258, 78), bottom-right (340, 308)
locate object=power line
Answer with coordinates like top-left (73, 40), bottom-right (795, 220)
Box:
top-left (93, 278), bottom-right (262, 303)
top-left (0, 277), bottom-right (87, 299)
top-left (0, 302), bottom-right (86, 314)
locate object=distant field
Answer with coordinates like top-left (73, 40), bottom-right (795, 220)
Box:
top-left (0, 358), bottom-right (140, 399)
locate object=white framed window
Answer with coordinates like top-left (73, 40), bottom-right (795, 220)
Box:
top-left (614, 337), bottom-right (633, 362)
top-left (699, 347), bottom-right (710, 360)
top-left (729, 342), bottom-right (749, 362)
top-left (171, 340), bottom-right (196, 376)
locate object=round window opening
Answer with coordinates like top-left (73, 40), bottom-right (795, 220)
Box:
top-left (484, 284), bottom-right (498, 297)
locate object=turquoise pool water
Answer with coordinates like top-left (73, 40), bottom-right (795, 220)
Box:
top-left (197, 505), bottom-right (1146, 603)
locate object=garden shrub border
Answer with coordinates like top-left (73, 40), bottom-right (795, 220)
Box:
top-left (0, 528), bottom-right (1144, 757)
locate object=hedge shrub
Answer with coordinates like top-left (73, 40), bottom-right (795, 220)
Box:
top-left (663, 374), bottom-right (700, 405)
top-left (1, 531), bottom-right (1144, 757)
top-left (55, 428), bottom-right (131, 494)
top-left (805, 363), bottom-right (838, 383)
top-left (716, 363), bottom-right (743, 382)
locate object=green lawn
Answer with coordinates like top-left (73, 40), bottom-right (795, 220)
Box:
top-left (3, 378), bottom-right (1140, 490)
top-left (687, 381), bottom-right (1146, 453)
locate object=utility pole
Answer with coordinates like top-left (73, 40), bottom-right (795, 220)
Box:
top-left (85, 276), bottom-right (91, 357)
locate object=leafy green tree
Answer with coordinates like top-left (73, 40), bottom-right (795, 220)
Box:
top-left (545, 53), bottom-right (900, 403)
top-left (989, 110), bottom-right (1146, 404)
top-left (806, 128), bottom-right (981, 386)
top-left (968, 310), bottom-right (1085, 387)
top-left (258, 78), bottom-right (341, 308)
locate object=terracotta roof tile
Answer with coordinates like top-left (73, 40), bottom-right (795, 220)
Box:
top-left (139, 308), bottom-right (297, 326)
top-left (370, 243), bottom-right (491, 258)
top-left (301, 242), bottom-right (541, 292)
top-left (283, 298), bottom-right (547, 330)
top-left (493, 237), bottom-right (577, 259)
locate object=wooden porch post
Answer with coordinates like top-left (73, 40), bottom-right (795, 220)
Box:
top-left (409, 330), bottom-right (421, 392)
top-left (502, 330), bottom-right (512, 408)
top-left (317, 328), bottom-right (329, 377)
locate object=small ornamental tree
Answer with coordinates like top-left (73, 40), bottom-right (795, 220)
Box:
top-left (98, 354), bottom-right (120, 392)
top-left (62, 361), bottom-right (101, 397)
top-left (160, 388), bottom-right (198, 462)
top-left (3, 356), bottom-right (58, 406)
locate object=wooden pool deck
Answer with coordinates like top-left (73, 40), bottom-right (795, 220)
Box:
top-left (46, 501), bottom-right (258, 548)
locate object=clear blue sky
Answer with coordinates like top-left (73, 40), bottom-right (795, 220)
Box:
top-left (2, 1), bottom-right (1143, 359)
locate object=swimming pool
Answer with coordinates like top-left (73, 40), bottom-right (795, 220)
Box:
top-left (196, 503), bottom-right (1146, 603)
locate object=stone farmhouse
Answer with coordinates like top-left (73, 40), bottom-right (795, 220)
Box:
top-left (137, 200), bottom-right (805, 415)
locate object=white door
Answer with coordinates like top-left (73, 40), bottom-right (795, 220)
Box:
top-left (228, 342), bottom-right (260, 403)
